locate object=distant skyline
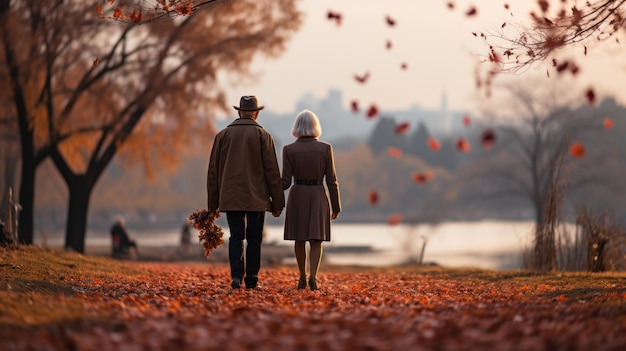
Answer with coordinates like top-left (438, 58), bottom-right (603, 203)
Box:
top-left (221, 0), bottom-right (626, 117)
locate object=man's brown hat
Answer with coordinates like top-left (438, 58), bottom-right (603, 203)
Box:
top-left (233, 95), bottom-right (265, 111)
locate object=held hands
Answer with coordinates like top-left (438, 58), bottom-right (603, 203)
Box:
top-left (331, 212), bottom-right (339, 220)
top-left (208, 208), bottom-right (221, 219)
top-left (272, 210), bottom-right (282, 218)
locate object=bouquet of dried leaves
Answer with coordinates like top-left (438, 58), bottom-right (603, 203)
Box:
top-left (188, 209), bottom-right (224, 259)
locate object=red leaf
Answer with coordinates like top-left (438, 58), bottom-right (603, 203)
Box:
top-left (354, 72), bottom-right (370, 84)
top-left (385, 15), bottom-right (396, 27)
top-left (585, 88), bottom-right (596, 105)
top-left (366, 104), bottom-right (379, 119)
top-left (466, 6), bottom-right (477, 16)
top-left (387, 147), bottom-right (403, 158)
top-left (570, 142), bottom-right (585, 158)
top-left (427, 137), bottom-right (441, 151)
top-left (400, 62), bottom-right (408, 70)
top-left (603, 117), bottom-right (613, 130)
top-left (456, 138), bottom-right (471, 153)
top-left (481, 129), bottom-right (496, 150)
top-left (394, 122), bottom-right (410, 135)
top-left (368, 190), bottom-right (379, 205)
top-left (462, 115), bottom-right (471, 126)
top-left (387, 214), bottom-right (403, 225)
top-left (351, 100), bottom-right (359, 113)
top-left (327, 11), bottom-right (342, 25)
top-left (412, 171), bottom-right (433, 184)
top-left (386, 40), bottom-right (393, 50)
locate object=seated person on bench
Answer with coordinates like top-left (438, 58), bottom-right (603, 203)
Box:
top-left (110, 216), bottom-right (138, 259)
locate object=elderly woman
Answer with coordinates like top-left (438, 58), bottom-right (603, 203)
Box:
top-left (281, 110), bottom-right (341, 291)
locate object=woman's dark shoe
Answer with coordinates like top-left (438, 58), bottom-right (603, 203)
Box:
top-left (297, 276), bottom-right (307, 290)
top-left (309, 277), bottom-right (318, 291)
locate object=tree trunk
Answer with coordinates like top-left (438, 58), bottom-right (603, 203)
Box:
top-left (64, 177), bottom-right (93, 253)
top-left (17, 142), bottom-right (35, 245)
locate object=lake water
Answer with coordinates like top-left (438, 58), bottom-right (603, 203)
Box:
top-left (39, 220), bottom-right (539, 270)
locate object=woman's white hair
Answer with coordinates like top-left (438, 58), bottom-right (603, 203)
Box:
top-left (291, 109), bottom-right (322, 138)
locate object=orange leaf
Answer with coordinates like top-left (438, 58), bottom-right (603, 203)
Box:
top-left (427, 137), bottom-right (441, 151)
top-left (387, 214), bottom-right (403, 225)
top-left (387, 147), bottom-right (403, 158)
top-left (96, 4), bottom-right (103, 15)
top-left (570, 142), bottom-right (585, 158)
top-left (456, 138), bottom-right (471, 153)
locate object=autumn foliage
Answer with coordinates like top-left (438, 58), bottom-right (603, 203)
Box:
top-left (2, 247), bottom-right (626, 350)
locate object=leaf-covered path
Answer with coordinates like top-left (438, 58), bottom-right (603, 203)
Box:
top-left (2, 259), bottom-right (626, 350)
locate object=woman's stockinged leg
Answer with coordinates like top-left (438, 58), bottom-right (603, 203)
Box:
top-left (294, 241), bottom-right (307, 278)
top-left (309, 240), bottom-right (323, 279)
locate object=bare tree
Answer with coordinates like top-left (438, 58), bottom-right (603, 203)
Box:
top-left (474, 1), bottom-right (626, 94)
top-left (0, 0), bottom-right (301, 252)
top-left (458, 77), bottom-right (612, 269)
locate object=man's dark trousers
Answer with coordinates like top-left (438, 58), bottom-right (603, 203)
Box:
top-left (226, 211), bottom-right (265, 288)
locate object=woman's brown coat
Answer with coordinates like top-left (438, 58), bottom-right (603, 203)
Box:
top-left (281, 137), bottom-right (341, 241)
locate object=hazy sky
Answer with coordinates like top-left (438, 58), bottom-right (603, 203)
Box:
top-left (223, 1), bottom-right (626, 116)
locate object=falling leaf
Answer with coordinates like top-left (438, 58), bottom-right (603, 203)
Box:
top-left (368, 190), bottom-right (379, 205)
top-left (400, 62), bottom-right (408, 70)
top-left (466, 6), bottom-right (477, 16)
top-left (412, 171), bottom-right (433, 184)
top-left (351, 100), bottom-right (359, 113)
top-left (462, 115), bottom-right (471, 126)
top-left (585, 88), bottom-right (596, 105)
top-left (570, 142), bottom-right (585, 158)
top-left (387, 214), bottom-right (403, 225)
top-left (327, 11), bottom-right (342, 25)
top-left (481, 129), bottom-right (496, 150)
top-left (394, 122), bottom-right (410, 135)
top-left (366, 104), bottom-right (379, 119)
top-left (447, 2), bottom-right (455, 10)
top-left (456, 138), bottom-right (471, 153)
top-left (385, 15), bottom-right (396, 27)
top-left (386, 40), bottom-right (393, 50)
top-left (354, 72), bottom-right (370, 84)
top-left (427, 137), bottom-right (441, 151)
top-left (603, 117), bottom-right (613, 130)
top-left (387, 146), bottom-right (403, 158)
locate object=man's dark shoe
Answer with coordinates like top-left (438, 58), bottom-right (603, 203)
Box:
top-left (297, 276), bottom-right (307, 290)
top-left (231, 278), bottom-right (242, 289)
top-left (309, 277), bottom-right (318, 291)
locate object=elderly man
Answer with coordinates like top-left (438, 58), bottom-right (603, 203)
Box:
top-left (207, 96), bottom-right (284, 289)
